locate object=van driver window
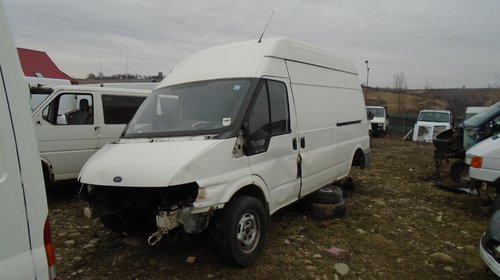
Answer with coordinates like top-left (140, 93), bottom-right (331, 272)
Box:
top-left (42, 93), bottom-right (93, 125)
top-left (248, 85), bottom-right (270, 147)
top-left (267, 80), bottom-right (290, 135)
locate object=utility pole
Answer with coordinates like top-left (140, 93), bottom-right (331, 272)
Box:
top-left (365, 60), bottom-right (370, 87)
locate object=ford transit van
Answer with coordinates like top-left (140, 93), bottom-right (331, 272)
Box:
top-left (0, 1), bottom-right (56, 278)
top-left (32, 86), bottom-right (149, 185)
top-left (79, 38), bottom-right (370, 265)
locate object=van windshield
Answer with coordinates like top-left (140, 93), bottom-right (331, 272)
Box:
top-left (123, 79), bottom-right (255, 138)
top-left (366, 107), bottom-right (385, 118)
top-left (417, 111), bottom-right (450, 123)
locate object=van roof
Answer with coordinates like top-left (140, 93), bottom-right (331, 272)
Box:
top-left (159, 37), bottom-right (357, 87)
top-left (49, 85), bottom-right (150, 95)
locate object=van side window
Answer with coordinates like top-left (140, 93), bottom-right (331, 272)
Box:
top-left (248, 85), bottom-right (270, 148)
top-left (246, 79), bottom-right (291, 154)
top-left (42, 93), bottom-right (93, 125)
top-left (267, 80), bottom-right (290, 135)
top-left (102, 95), bottom-right (146, 124)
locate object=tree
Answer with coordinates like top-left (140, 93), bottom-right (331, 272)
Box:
top-left (393, 72), bottom-right (407, 113)
top-left (86, 73), bottom-right (96, 79)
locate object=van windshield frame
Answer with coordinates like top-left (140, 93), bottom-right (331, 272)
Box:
top-left (122, 78), bottom-right (258, 139)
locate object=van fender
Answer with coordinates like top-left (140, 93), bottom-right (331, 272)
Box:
top-left (350, 143), bottom-right (370, 169)
top-left (220, 174), bottom-right (270, 205)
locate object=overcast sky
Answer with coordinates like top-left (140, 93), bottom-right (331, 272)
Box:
top-left (4, 0), bottom-right (500, 89)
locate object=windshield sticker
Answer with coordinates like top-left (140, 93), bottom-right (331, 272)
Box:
top-left (233, 85), bottom-right (241, 91)
top-left (222, 118), bottom-right (231, 126)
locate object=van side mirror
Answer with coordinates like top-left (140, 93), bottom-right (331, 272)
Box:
top-left (386, 114), bottom-right (389, 119)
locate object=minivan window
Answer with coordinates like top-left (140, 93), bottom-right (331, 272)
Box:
top-left (102, 94), bottom-right (146, 124)
top-left (123, 79), bottom-right (256, 138)
top-left (42, 93), bottom-right (93, 125)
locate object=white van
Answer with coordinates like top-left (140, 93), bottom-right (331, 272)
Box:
top-left (0, 1), bottom-right (56, 279)
top-left (366, 105), bottom-right (389, 136)
top-left (79, 38), bottom-right (370, 265)
top-left (32, 86), bottom-right (149, 184)
top-left (412, 109), bottom-right (453, 142)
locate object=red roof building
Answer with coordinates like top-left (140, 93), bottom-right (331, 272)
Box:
top-left (17, 48), bottom-right (77, 84)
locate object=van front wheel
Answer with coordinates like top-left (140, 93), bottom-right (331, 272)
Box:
top-left (215, 196), bottom-right (268, 266)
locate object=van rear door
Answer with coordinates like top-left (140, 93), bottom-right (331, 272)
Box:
top-left (0, 55), bottom-right (37, 280)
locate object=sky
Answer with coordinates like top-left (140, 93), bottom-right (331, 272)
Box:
top-left (3, 0), bottom-right (500, 89)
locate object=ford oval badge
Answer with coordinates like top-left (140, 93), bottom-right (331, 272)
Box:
top-left (113, 176), bottom-right (122, 183)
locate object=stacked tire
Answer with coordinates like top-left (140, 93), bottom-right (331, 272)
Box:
top-left (304, 184), bottom-right (346, 219)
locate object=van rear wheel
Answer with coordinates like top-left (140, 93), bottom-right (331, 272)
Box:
top-left (215, 196), bottom-right (268, 266)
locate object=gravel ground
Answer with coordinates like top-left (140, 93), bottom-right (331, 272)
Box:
top-left (47, 137), bottom-right (499, 279)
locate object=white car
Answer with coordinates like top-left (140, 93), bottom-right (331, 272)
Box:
top-left (480, 210), bottom-right (500, 277)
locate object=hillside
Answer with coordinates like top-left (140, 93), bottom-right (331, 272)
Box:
top-left (364, 87), bottom-right (500, 117)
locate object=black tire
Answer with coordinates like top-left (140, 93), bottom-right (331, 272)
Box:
top-left (307, 185), bottom-right (343, 204)
top-left (100, 213), bottom-right (127, 233)
top-left (450, 160), bottom-right (468, 183)
top-left (215, 196), bottom-right (268, 266)
top-left (304, 199), bottom-right (346, 220)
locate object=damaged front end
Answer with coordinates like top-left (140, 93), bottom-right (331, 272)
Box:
top-left (480, 210), bottom-right (500, 277)
top-left (80, 182), bottom-right (213, 244)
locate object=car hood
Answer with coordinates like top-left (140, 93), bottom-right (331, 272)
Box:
top-left (79, 138), bottom-right (218, 187)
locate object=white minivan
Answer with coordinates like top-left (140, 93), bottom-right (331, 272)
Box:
top-left (79, 38), bottom-right (370, 265)
top-left (32, 86), bottom-right (149, 184)
top-left (0, 1), bottom-right (56, 278)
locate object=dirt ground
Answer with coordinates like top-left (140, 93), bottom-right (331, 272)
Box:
top-left (48, 137), bottom-right (499, 280)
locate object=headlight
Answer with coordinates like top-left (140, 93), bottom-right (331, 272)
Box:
top-left (470, 155), bottom-right (483, 168)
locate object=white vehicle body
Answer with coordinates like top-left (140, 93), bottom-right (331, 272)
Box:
top-left (465, 106), bottom-right (487, 120)
top-left (32, 86), bottom-right (149, 184)
top-left (412, 109), bottom-right (452, 142)
top-left (366, 106), bottom-right (388, 136)
top-left (79, 38), bottom-right (370, 265)
top-left (0, 1), bottom-right (56, 278)
top-left (465, 135), bottom-right (500, 185)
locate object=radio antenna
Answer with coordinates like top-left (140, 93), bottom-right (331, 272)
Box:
top-left (258, 12), bottom-right (274, 43)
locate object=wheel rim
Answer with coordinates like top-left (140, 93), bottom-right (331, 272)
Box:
top-left (237, 211), bottom-right (260, 253)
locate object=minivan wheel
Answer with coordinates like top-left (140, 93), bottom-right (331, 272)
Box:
top-left (215, 196), bottom-right (268, 266)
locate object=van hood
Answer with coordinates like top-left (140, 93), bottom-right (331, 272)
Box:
top-left (79, 139), bottom-right (218, 187)
top-left (467, 135), bottom-right (500, 159)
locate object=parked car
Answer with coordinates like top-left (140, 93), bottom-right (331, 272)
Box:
top-left (366, 105), bottom-right (389, 137)
top-left (0, 1), bottom-right (56, 278)
top-left (32, 86), bottom-right (149, 185)
top-left (480, 210), bottom-right (500, 277)
top-left (412, 109), bottom-right (452, 142)
top-left (79, 37), bottom-right (370, 266)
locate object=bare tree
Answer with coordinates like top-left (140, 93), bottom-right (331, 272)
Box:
top-left (393, 72), bottom-right (407, 113)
